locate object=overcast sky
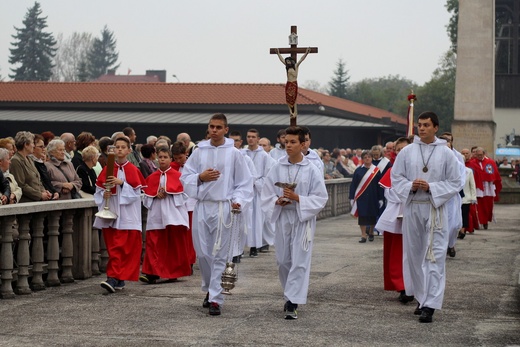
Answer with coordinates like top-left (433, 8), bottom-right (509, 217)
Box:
top-left (0, 1), bottom-right (452, 87)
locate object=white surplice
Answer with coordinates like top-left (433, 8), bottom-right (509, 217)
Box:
top-left (261, 156), bottom-right (328, 305)
top-left (243, 147), bottom-right (276, 248)
top-left (391, 136), bottom-right (460, 310)
top-left (180, 138), bottom-right (253, 306)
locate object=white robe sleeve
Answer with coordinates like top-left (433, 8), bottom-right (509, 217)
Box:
top-left (296, 165), bottom-right (328, 222)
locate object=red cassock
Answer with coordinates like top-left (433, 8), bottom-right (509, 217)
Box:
top-left (96, 162), bottom-right (147, 281)
top-left (471, 157), bottom-right (502, 224)
top-left (465, 161), bottom-right (481, 231)
top-left (379, 168), bottom-right (405, 292)
top-left (142, 168), bottom-right (192, 279)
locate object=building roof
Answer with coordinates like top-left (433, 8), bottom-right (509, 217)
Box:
top-left (95, 75), bottom-right (161, 83)
top-left (0, 82), bottom-right (406, 125)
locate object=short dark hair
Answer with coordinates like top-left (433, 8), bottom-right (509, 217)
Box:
top-left (300, 126), bottom-right (311, 139)
top-left (98, 136), bottom-right (113, 153)
top-left (114, 136), bottom-right (131, 148)
top-left (285, 126), bottom-right (305, 143)
top-left (140, 144), bottom-right (156, 159)
top-left (276, 129), bottom-right (286, 139)
top-left (418, 111), bottom-right (439, 127)
top-left (210, 113), bottom-right (228, 127)
top-left (229, 131), bottom-right (241, 138)
top-left (122, 127), bottom-right (135, 137)
top-left (247, 128), bottom-right (259, 136)
top-left (361, 150), bottom-right (372, 159)
top-left (395, 137), bottom-right (412, 146)
top-left (156, 146), bottom-right (172, 158)
top-left (171, 141), bottom-right (187, 156)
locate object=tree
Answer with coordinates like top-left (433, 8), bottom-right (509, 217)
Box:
top-left (347, 75), bottom-right (417, 116)
top-left (445, 0), bottom-right (459, 54)
top-left (415, 51), bottom-right (456, 134)
top-left (51, 32), bottom-right (93, 81)
top-left (9, 2), bottom-right (57, 81)
top-left (328, 59), bottom-right (350, 98)
top-left (77, 60), bottom-right (89, 82)
top-left (86, 25), bottom-right (120, 80)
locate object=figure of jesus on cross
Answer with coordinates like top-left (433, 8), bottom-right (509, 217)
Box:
top-left (270, 26), bottom-right (318, 126)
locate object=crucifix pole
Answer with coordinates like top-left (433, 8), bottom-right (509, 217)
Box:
top-left (270, 25), bottom-right (318, 127)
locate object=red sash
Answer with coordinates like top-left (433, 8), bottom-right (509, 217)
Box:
top-left (351, 165), bottom-right (380, 217)
top-left (143, 167), bottom-right (184, 197)
top-left (96, 161), bottom-right (146, 194)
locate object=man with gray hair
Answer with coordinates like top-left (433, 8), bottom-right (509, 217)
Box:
top-left (60, 133), bottom-right (76, 162)
top-left (177, 132), bottom-right (194, 156)
top-left (146, 135), bottom-right (158, 146)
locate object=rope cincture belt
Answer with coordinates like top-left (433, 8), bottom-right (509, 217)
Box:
top-left (411, 200), bottom-right (442, 263)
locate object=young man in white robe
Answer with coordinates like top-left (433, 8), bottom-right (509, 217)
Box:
top-left (261, 126), bottom-right (328, 320)
top-left (229, 131), bottom-right (257, 260)
top-left (181, 113), bottom-right (253, 316)
top-left (243, 129), bottom-right (275, 256)
top-left (391, 111), bottom-right (461, 323)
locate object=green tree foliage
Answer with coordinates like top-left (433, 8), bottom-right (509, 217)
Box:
top-left (348, 75), bottom-right (417, 116)
top-left (86, 25), bottom-right (120, 80)
top-left (77, 60), bottom-right (89, 82)
top-left (415, 51), bottom-right (456, 134)
top-left (328, 59), bottom-right (350, 98)
top-left (445, 0), bottom-right (458, 53)
top-left (9, 2), bottom-right (57, 81)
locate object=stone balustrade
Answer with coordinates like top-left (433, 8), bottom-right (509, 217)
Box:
top-left (0, 178), bottom-right (351, 299)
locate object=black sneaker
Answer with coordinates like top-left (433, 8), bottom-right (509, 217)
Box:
top-left (232, 256), bottom-right (241, 263)
top-left (419, 307), bottom-right (435, 323)
top-left (114, 280), bottom-right (125, 291)
top-left (284, 301), bottom-right (298, 320)
top-left (249, 247), bottom-right (258, 257)
top-left (139, 274), bottom-right (158, 284)
top-left (100, 277), bottom-right (118, 293)
top-left (368, 234), bottom-right (374, 242)
top-left (258, 245), bottom-right (270, 253)
top-left (202, 293), bottom-right (210, 308)
top-left (209, 302), bottom-right (221, 316)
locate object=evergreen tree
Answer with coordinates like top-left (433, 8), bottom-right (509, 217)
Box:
top-left (9, 2), bottom-right (57, 81)
top-left (77, 60), bottom-right (89, 82)
top-left (328, 59), bottom-right (350, 99)
top-left (445, 0), bottom-right (459, 54)
top-left (86, 25), bottom-right (120, 80)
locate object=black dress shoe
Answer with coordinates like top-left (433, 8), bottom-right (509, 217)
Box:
top-left (483, 224), bottom-right (488, 230)
top-left (249, 247), bottom-right (258, 257)
top-left (447, 247), bottom-right (456, 258)
top-left (398, 290), bottom-right (415, 304)
top-left (414, 303), bottom-right (422, 315)
top-left (202, 292), bottom-right (210, 308)
top-left (457, 231), bottom-right (466, 240)
top-left (419, 307), bottom-right (435, 323)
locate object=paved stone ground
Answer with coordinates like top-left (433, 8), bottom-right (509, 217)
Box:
top-left (1, 205), bottom-right (519, 346)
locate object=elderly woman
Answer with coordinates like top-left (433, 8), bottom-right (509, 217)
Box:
top-left (30, 134), bottom-right (60, 200)
top-left (0, 148), bottom-right (22, 204)
top-left (76, 145), bottom-right (99, 195)
top-left (9, 131), bottom-right (53, 202)
top-left (45, 139), bottom-right (82, 200)
top-left (0, 137), bottom-right (16, 159)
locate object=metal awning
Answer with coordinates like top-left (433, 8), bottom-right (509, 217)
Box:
top-left (0, 110), bottom-right (391, 128)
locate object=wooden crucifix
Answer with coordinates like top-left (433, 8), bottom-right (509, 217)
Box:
top-left (270, 25), bottom-right (318, 126)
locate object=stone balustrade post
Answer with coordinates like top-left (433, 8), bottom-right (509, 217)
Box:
top-left (60, 210), bottom-right (75, 283)
top-left (15, 215), bottom-right (32, 295)
top-left (45, 211), bottom-right (61, 287)
top-left (73, 207), bottom-right (92, 279)
top-left (0, 215), bottom-right (16, 299)
top-left (30, 213), bottom-right (46, 291)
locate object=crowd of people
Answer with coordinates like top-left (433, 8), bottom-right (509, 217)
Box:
top-left (0, 111), bottom-right (507, 323)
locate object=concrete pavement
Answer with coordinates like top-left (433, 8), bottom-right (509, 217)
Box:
top-left (1, 205), bottom-right (519, 346)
